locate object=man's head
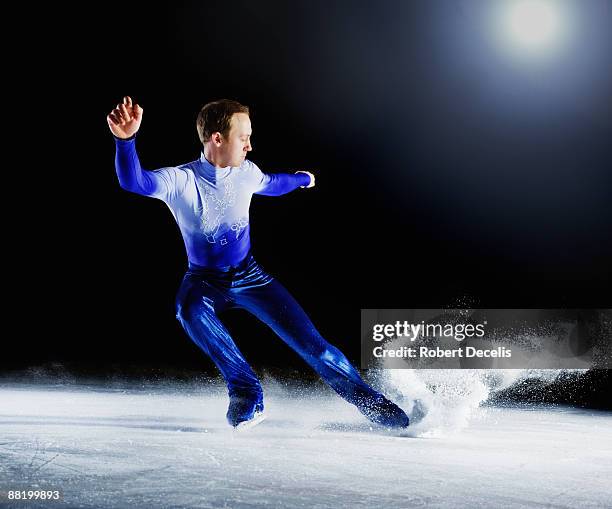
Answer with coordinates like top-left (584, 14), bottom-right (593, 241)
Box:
top-left (197, 99), bottom-right (252, 168)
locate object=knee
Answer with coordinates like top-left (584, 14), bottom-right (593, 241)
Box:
top-left (176, 295), bottom-right (212, 324)
top-left (319, 345), bottom-right (351, 371)
top-left (175, 295), bottom-right (190, 322)
top-left (175, 284), bottom-right (192, 322)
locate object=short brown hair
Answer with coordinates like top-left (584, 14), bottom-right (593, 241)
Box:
top-left (196, 99), bottom-right (250, 144)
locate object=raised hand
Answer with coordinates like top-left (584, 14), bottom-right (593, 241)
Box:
top-left (296, 170), bottom-right (316, 188)
top-left (107, 96), bottom-right (143, 139)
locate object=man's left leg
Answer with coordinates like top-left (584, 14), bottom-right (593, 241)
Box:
top-left (232, 274), bottom-right (409, 428)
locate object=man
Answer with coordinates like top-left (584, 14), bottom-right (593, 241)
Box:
top-left (107, 96), bottom-right (409, 429)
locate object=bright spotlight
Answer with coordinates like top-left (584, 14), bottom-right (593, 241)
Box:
top-left (496, 0), bottom-right (569, 58)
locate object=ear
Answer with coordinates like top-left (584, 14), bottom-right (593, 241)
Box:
top-left (212, 132), bottom-right (223, 146)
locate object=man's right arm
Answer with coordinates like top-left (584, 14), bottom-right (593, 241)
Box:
top-left (114, 136), bottom-right (171, 199)
top-left (109, 96), bottom-right (186, 201)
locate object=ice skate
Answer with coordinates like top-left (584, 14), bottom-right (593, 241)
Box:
top-left (234, 410), bottom-right (267, 431)
top-left (227, 396), bottom-right (265, 429)
top-left (356, 393), bottom-right (409, 428)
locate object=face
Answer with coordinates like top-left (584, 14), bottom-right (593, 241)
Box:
top-left (220, 112), bottom-right (252, 167)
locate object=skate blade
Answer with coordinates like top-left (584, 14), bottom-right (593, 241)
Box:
top-left (408, 399), bottom-right (428, 425)
top-left (234, 412), bottom-right (266, 431)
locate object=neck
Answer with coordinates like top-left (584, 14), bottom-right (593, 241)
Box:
top-left (203, 145), bottom-right (229, 169)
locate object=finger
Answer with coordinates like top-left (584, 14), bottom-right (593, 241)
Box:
top-left (116, 107), bottom-right (129, 123)
top-left (107, 114), bottom-right (119, 126)
top-left (123, 96), bottom-right (132, 107)
top-left (116, 103), bottom-right (130, 118)
top-left (133, 103), bottom-right (143, 121)
top-left (120, 103), bottom-right (131, 121)
top-left (113, 108), bottom-right (126, 125)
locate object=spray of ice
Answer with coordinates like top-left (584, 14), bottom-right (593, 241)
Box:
top-left (368, 365), bottom-right (588, 437)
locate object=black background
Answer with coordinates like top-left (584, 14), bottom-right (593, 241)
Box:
top-left (6, 2), bottom-right (611, 405)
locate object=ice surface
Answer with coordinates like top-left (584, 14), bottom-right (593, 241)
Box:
top-left (1, 380), bottom-right (611, 508)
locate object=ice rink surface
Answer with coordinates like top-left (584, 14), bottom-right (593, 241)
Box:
top-left (1, 377), bottom-right (611, 508)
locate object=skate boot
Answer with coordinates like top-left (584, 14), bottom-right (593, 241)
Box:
top-left (355, 392), bottom-right (409, 428)
top-left (226, 393), bottom-right (266, 429)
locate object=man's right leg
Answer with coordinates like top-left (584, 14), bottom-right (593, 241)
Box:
top-left (175, 275), bottom-right (264, 427)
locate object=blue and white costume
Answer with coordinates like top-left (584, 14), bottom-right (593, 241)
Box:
top-left (114, 137), bottom-right (408, 428)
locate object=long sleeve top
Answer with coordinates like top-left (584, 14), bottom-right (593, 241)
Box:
top-left (114, 137), bottom-right (311, 268)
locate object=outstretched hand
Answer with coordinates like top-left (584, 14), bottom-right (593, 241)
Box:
top-left (296, 170), bottom-right (315, 188)
top-left (107, 96), bottom-right (143, 139)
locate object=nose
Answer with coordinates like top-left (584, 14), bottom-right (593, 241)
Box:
top-left (245, 141), bottom-right (252, 152)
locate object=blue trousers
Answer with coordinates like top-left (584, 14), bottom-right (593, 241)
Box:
top-left (175, 253), bottom-right (381, 408)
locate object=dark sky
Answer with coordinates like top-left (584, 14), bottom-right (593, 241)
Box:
top-left (8, 1), bottom-right (611, 372)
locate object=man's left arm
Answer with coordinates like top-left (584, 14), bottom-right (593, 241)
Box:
top-left (254, 167), bottom-right (315, 196)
